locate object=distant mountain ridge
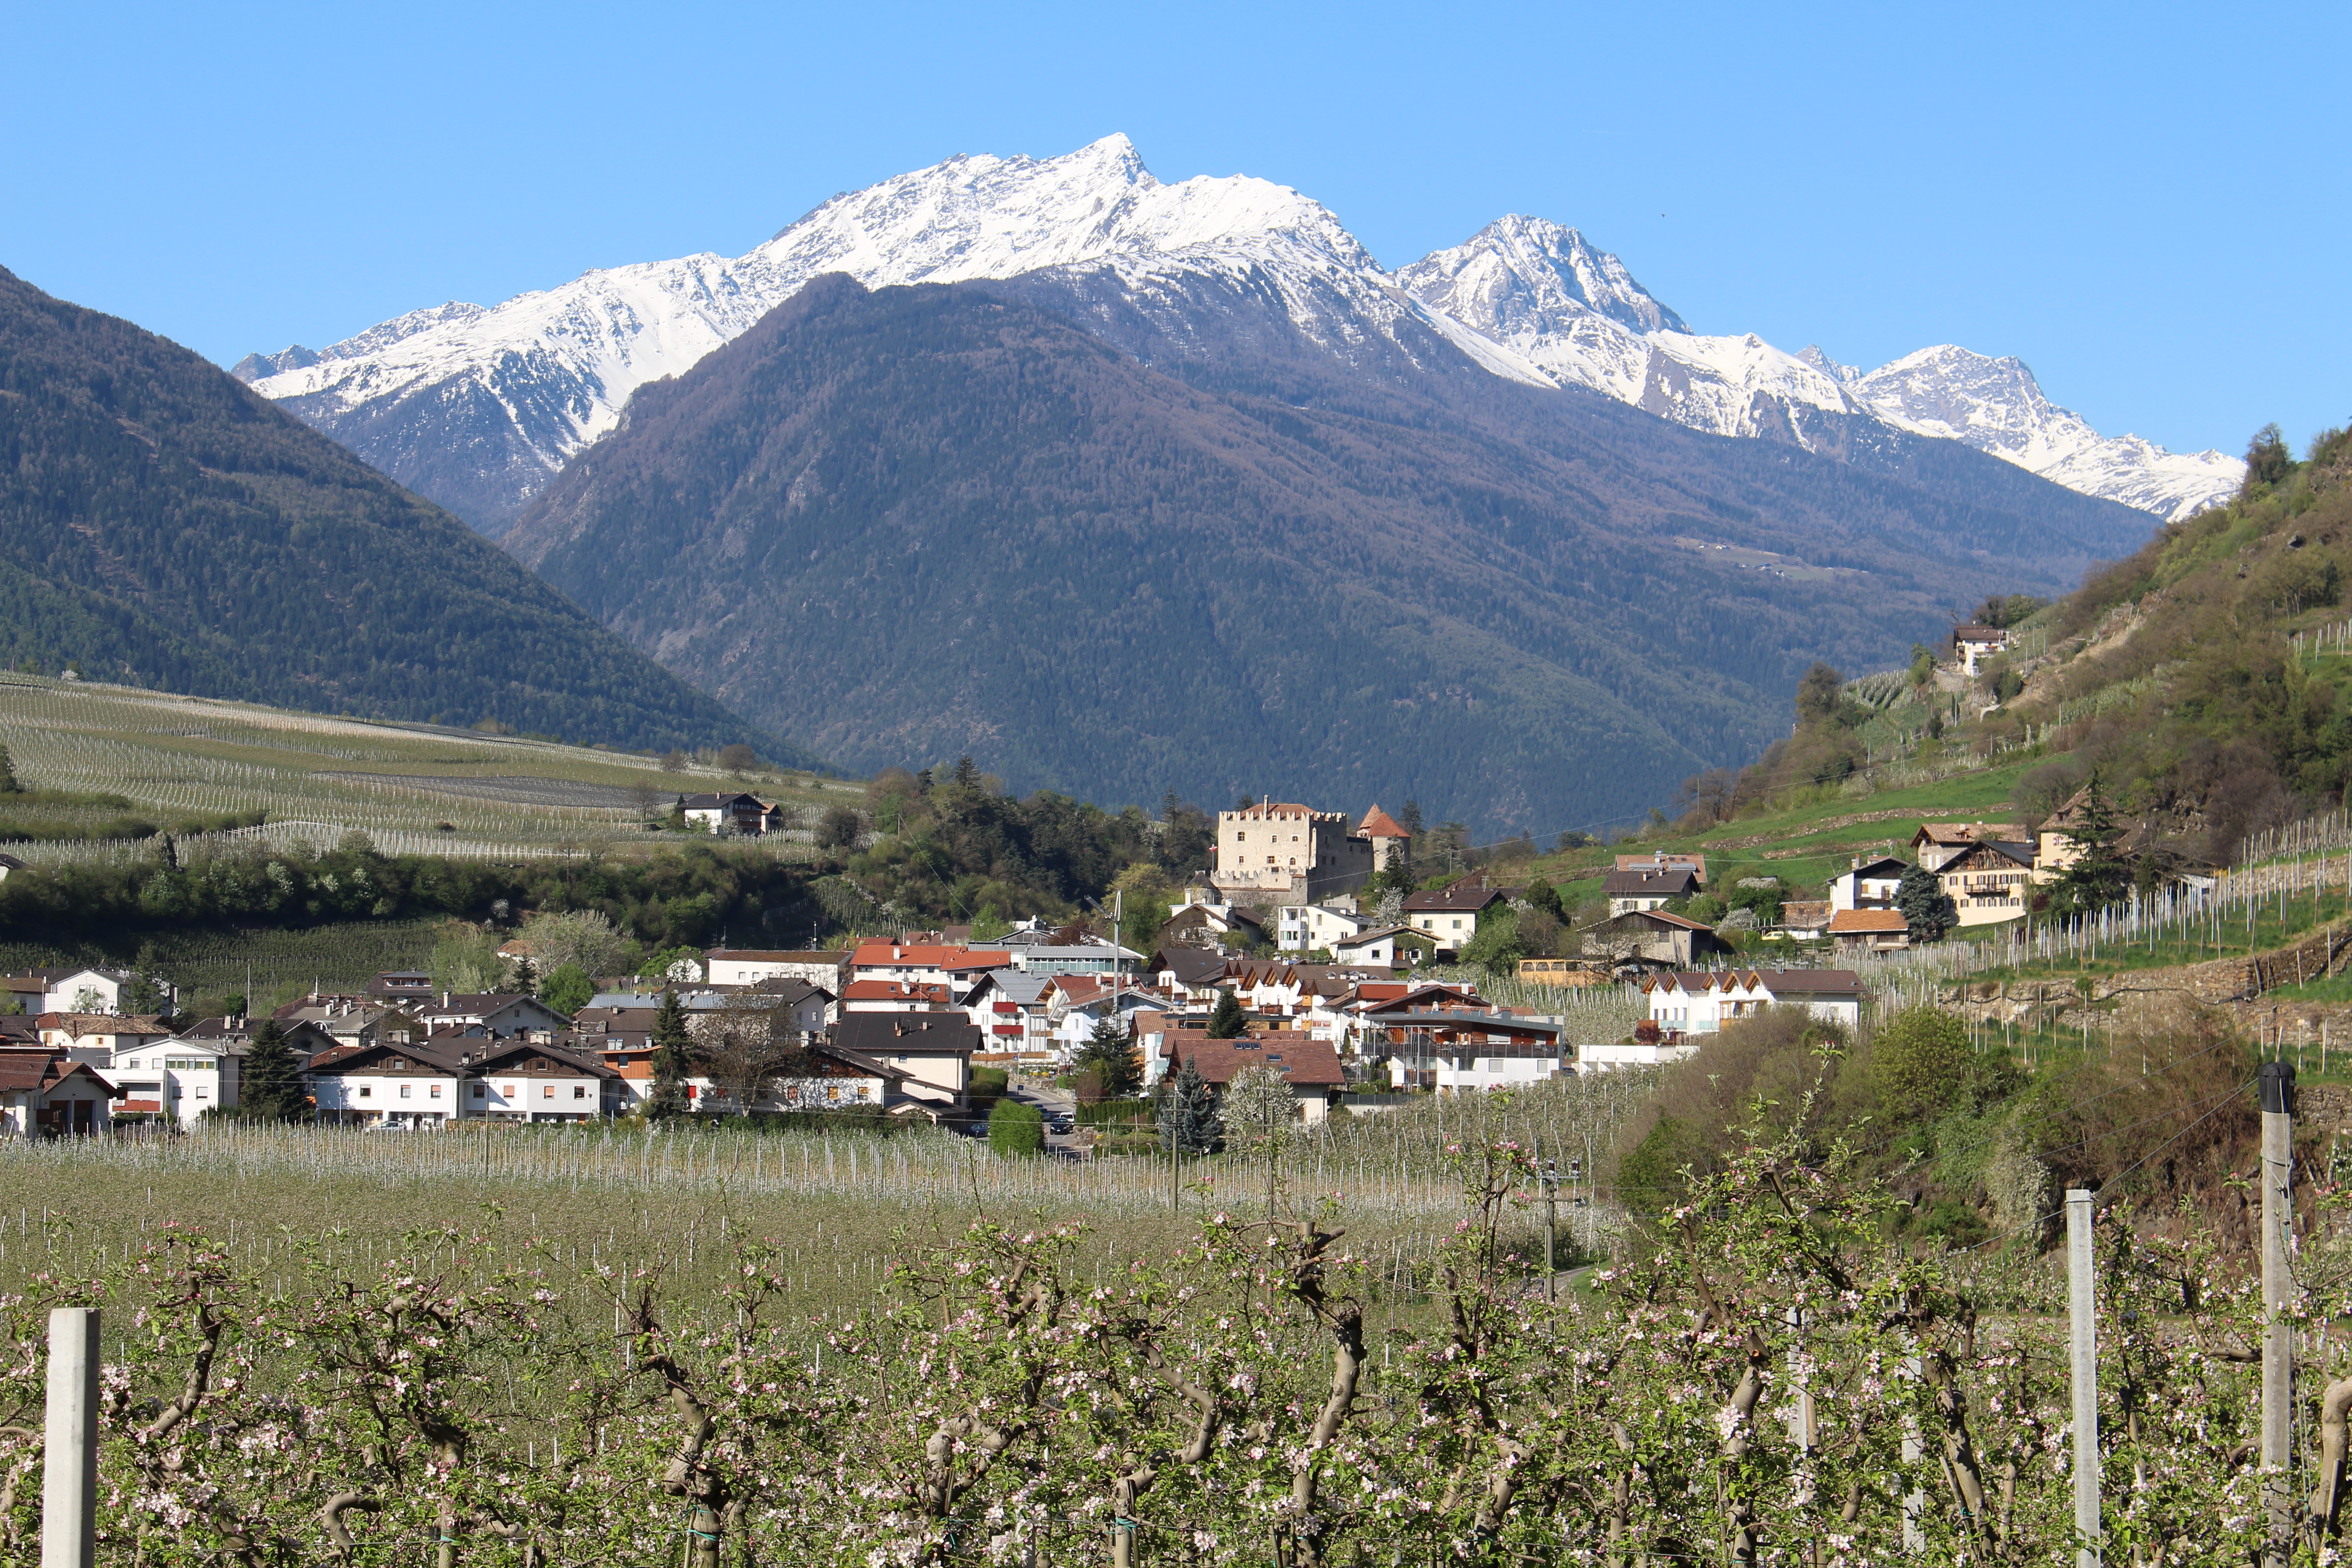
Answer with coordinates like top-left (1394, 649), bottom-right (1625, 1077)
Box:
top-left (0, 265), bottom-right (793, 758)
top-left (500, 274), bottom-right (2157, 831)
top-left (1400, 217), bottom-right (2242, 522)
top-left (234, 135), bottom-right (2238, 532)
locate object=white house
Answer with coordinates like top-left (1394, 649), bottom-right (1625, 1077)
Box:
top-left (1332, 926), bottom-right (1424, 968)
top-left (703, 949), bottom-right (844, 988)
top-left (105, 1036), bottom-right (240, 1120)
top-left (679, 792), bottom-right (773, 834)
top-left (1828, 857), bottom-right (1910, 913)
top-left (1642, 970), bottom-right (1866, 1034)
top-left (1278, 902), bottom-right (1369, 954)
top-left (1953, 623), bottom-right (2011, 676)
top-left (39, 969), bottom-right (133, 1015)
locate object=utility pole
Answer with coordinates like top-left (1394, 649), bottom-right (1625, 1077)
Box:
top-left (2261, 1060), bottom-right (2297, 1568)
top-left (44, 1307), bottom-right (98, 1568)
top-left (2068, 1188), bottom-right (2099, 1568)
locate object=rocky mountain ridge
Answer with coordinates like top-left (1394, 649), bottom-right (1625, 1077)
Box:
top-left (235, 136), bottom-right (2239, 532)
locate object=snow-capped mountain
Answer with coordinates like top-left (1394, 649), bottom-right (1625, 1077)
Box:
top-left (238, 135), bottom-right (2239, 531)
top-left (1830, 346), bottom-right (2246, 522)
top-left (1395, 216), bottom-right (2240, 520)
top-left (236, 135), bottom-right (1536, 530)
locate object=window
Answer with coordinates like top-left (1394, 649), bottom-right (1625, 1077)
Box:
top-left (573, 1084), bottom-right (588, 1100)
top-left (429, 1084), bottom-right (442, 1099)
top-left (358, 1086), bottom-right (372, 1099)
top-left (194, 1087), bottom-right (206, 1099)
top-left (399, 1083), bottom-right (412, 1099)
top-left (472, 1083), bottom-right (486, 1098)
top-left (542, 1085), bottom-right (555, 1100)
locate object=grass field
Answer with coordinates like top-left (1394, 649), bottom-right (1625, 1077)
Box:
top-left (0, 672), bottom-right (861, 863)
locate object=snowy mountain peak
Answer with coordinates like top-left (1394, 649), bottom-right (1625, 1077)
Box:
top-left (1396, 215), bottom-right (1689, 338)
top-left (1850, 346), bottom-right (2243, 521)
top-left (1795, 344), bottom-right (1861, 384)
top-left (745, 131), bottom-right (1372, 292)
top-left (237, 135), bottom-right (2242, 529)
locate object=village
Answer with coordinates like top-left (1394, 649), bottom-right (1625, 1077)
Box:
top-left (0, 764), bottom-right (2131, 1138)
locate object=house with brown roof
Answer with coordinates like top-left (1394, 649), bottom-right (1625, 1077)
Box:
top-left (1616, 852), bottom-right (1708, 887)
top-left (0, 1048), bottom-right (123, 1135)
top-left (829, 1013), bottom-right (983, 1105)
top-left (416, 993), bottom-right (574, 1037)
top-left (1911, 822), bottom-right (2029, 871)
top-left (1777, 900), bottom-right (1833, 941)
top-left (1953, 623), bottom-right (2011, 675)
top-left (1155, 1031), bottom-right (1344, 1123)
top-left (37, 1013), bottom-right (173, 1057)
top-left (1828, 908), bottom-right (1911, 954)
top-left (1937, 838), bottom-right (2036, 926)
top-left (1374, 1008), bottom-right (1568, 1094)
top-left (1580, 909), bottom-right (1727, 970)
top-left (1405, 883), bottom-right (1510, 953)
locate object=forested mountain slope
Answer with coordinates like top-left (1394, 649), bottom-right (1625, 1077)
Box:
top-left (0, 266), bottom-right (790, 758)
top-left (505, 274), bottom-right (2153, 831)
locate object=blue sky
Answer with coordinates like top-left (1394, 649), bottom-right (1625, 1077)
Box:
top-left (4, 0), bottom-right (2341, 459)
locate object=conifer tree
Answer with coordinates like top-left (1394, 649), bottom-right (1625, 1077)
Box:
top-left (508, 955), bottom-right (537, 998)
top-left (1205, 989), bottom-right (1247, 1040)
top-left (646, 989), bottom-right (692, 1120)
top-left (239, 1020), bottom-right (306, 1122)
top-left (1074, 1014), bottom-right (1141, 1099)
top-left (0, 743), bottom-right (16, 794)
top-left (1155, 1055), bottom-right (1222, 1155)
top-left (1892, 863), bottom-right (1958, 942)
top-left (2049, 774), bottom-right (2133, 916)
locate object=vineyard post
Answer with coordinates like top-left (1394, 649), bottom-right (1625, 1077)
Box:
top-left (2067, 1189), bottom-right (2099, 1568)
top-left (1540, 1155), bottom-right (1558, 1302)
top-left (1901, 1354), bottom-right (1925, 1550)
top-left (2261, 1060), bottom-right (2297, 1568)
top-left (42, 1306), bottom-right (97, 1568)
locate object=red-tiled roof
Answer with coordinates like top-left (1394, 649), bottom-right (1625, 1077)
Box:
top-left (1357, 804), bottom-right (1410, 838)
top-left (1162, 1031), bottom-right (1342, 1088)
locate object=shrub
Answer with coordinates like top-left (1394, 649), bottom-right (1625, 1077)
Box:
top-left (986, 1096), bottom-right (1044, 1156)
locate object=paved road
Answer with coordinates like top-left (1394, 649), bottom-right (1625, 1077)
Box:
top-left (1012, 1078), bottom-right (1084, 1157)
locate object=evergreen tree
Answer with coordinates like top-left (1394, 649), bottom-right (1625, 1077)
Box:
top-left (1074, 1013), bottom-right (1141, 1098)
top-left (0, 743), bottom-right (16, 794)
top-left (1155, 1055), bottom-right (1222, 1155)
top-left (1892, 863), bottom-right (1958, 942)
top-left (1399, 799), bottom-right (1423, 837)
top-left (2048, 774), bottom-right (2133, 916)
top-left (1523, 875), bottom-right (1564, 921)
top-left (508, 956), bottom-right (538, 998)
top-left (1205, 989), bottom-right (1247, 1040)
top-left (645, 989), bottom-right (693, 1120)
top-left (239, 1021), bottom-right (307, 1122)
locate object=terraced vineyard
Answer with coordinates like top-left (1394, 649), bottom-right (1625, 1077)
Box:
top-left (0, 674), bottom-right (858, 862)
